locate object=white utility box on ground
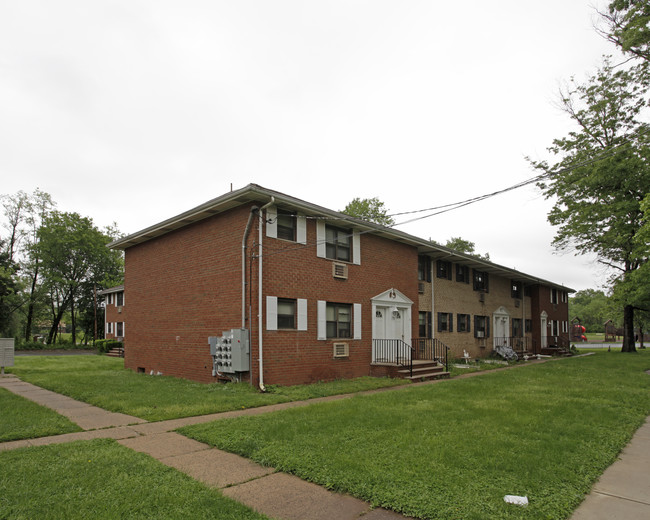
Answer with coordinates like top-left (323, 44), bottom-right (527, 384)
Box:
top-left (0, 338), bottom-right (15, 375)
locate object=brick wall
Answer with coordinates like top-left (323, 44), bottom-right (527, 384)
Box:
top-left (123, 203), bottom-right (419, 386)
top-left (104, 292), bottom-right (125, 340)
top-left (431, 268), bottom-right (532, 359)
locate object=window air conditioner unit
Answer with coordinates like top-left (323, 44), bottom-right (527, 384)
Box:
top-left (333, 342), bottom-right (349, 358)
top-left (479, 293), bottom-right (485, 303)
top-left (476, 331), bottom-right (485, 338)
top-left (514, 299), bottom-right (521, 308)
top-left (418, 282), bottom-right (425, 294)
top-left (118, 307), bottom-right (122, 314)
top-left (332, 263), bottom-right (348, 280)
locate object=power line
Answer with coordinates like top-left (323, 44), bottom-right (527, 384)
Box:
top-left (259, 129), bottom-right (648, 259)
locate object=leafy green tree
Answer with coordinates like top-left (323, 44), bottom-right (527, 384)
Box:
top-left (569, 289), bottom-right (610, 333)
top-left (444, 237), bottom-right (490, 261)
top-left (598, 1), bottom-right (650, 61)
top-left (1, 189), bottom-right (56, 341)
top-left (0, 239), bottom-right (21, 336)
top-left (341, 197), bottom-right (395, 226)
top-left (36, 212), bottom-right (123, 345)
top-left (529, 58), bottom-right (650, 352)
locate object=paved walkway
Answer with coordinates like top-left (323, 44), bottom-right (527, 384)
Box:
top-left (1, 366), bottom-right (649, 520)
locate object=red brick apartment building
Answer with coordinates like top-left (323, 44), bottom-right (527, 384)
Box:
top-left (109, 184), bottom-right (572, 387)
top-left (98, 285), bottom-right (125, 341)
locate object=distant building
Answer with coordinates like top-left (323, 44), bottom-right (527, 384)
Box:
top-left (98, 285), bottom-right (125, 341)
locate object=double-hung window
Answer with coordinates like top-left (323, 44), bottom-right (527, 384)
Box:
top-left (456, 264), bottom-right (469, 283)
top-left (437, 312), bottom-right (453, 332)
top-left (277, 298), bottom-right (296, 329)
top-left (326, 303), bottom-right (352, 339)
top-left (457, 314), bottom-right (471, 333)
top-left (326, 226), bottom-right (352, 262)
top-left (511, 281), bottom-right (522, 299)
top-left (276, 210), bottom-right (296, 241)
top-left (436, 260), bottom-right (452, 280)
top-left (266, 296), bottom-right (307, 331)
top-left (473, 270), bottom-right (489, 292)
top-left (418, 256), bottom-right (432, 282)
top-left (474, 315), bottom-right (490, 338)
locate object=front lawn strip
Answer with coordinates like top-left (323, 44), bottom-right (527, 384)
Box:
top-left (7, 356), bottom-right (406, 421)
top-left (179, 351), bottom-right (650, 520)
top-left (0, 387), bottom-right (82, 442)
top-left (0, 439), bottom-right (268, 520)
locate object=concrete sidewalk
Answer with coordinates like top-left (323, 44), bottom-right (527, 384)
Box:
top-left (2, 368), bottom-right (649, 520)
top-left (0, 372), bottom-right (409, 519)
top-left (570, 416), bottom-right (650, 520)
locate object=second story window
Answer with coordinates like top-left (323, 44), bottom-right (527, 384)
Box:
top-left (116, 292), bottom-right (124, 306)
top-left (456, 264), bottom-right (469, 283)
top-left (511, 281), bottom-right (522, 299)
top-left (550, 288), bottom-right (558, 304)
top-left (436, 260), bottom-right (452, 280)
top-left (418, 256), bottom-right (431, 282)
top-left (473, 270), bottom-right (489, 292)
top-left (326, 226), bottom-right (352, 262)
top-left (276, 210), bottom-right (296, 241)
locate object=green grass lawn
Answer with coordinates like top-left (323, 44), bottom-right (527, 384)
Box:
top-left (179, 351), bottom-right (650, 520)
top-left (0, 439), bottom-right (269, 520)
top-left (7, 356), bottom-right (406, 422)
top-left (0, 387), bottom-right (82, 442)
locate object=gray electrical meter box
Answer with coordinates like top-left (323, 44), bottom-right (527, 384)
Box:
top-left (229, 328), bottom-right (250, 372)
top-left (0, 338), bottom-right (15, 375)
top-left (209, 329), bottom-right (249, 375)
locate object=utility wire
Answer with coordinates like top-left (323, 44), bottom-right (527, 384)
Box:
top-left (259, 128), bottom-right (648, 259)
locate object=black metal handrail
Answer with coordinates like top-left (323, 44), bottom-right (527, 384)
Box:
top-left (372, 339), bottom-right (414, 376)
top-left (412, 338), bottom-right (450, 372)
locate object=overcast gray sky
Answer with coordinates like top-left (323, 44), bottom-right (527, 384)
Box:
top-left (1, 1), bottom-right (621, 291)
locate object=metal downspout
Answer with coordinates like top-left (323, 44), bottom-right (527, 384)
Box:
top-left (258, 197), bottom-right (275, 392)
top-left (242, 206), bottom-right (260, 329)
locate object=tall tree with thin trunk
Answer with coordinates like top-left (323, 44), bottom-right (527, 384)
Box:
top-left (528, 58), bottom-right (650, 352)
top-left (36, 211), bottom-right (123, 344)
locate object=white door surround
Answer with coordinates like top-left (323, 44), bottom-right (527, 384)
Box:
top-left (493, 306), bottom-right (510, 348)
top-left (371, 288), bottom-right (413, 362)
top-left (540, 311), bottom-right (548, 349)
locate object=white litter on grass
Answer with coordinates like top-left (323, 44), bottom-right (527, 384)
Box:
top-left (504, 495), bottom-right (529, 507)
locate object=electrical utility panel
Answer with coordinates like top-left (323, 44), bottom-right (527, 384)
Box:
top-left (209, 328), bottom-right (250, 375)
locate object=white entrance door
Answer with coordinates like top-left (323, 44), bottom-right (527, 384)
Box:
top-left (540, 312), bottom-right (548, 349)
top-left (493, 306), bottom-right (510, 348)
top-left (371, 289), bottom-right (413, 363)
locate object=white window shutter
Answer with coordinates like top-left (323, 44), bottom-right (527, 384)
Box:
top-left (317, 300), bottom-right (326, 340)
top-left (297, 299), bottom-right (308, 330)
top-left (266, 296), bottom-right (278, 331)
top-left (316, 221), bottom-right (326, 258)
top-left (266, 206), bottom-right (277, 238)
top-left (297, 215), bottom-right (307, 244)
top-left (353, 303), bottom-right (362, 339)
top-left (352, 230), bottom-right (360, 265)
